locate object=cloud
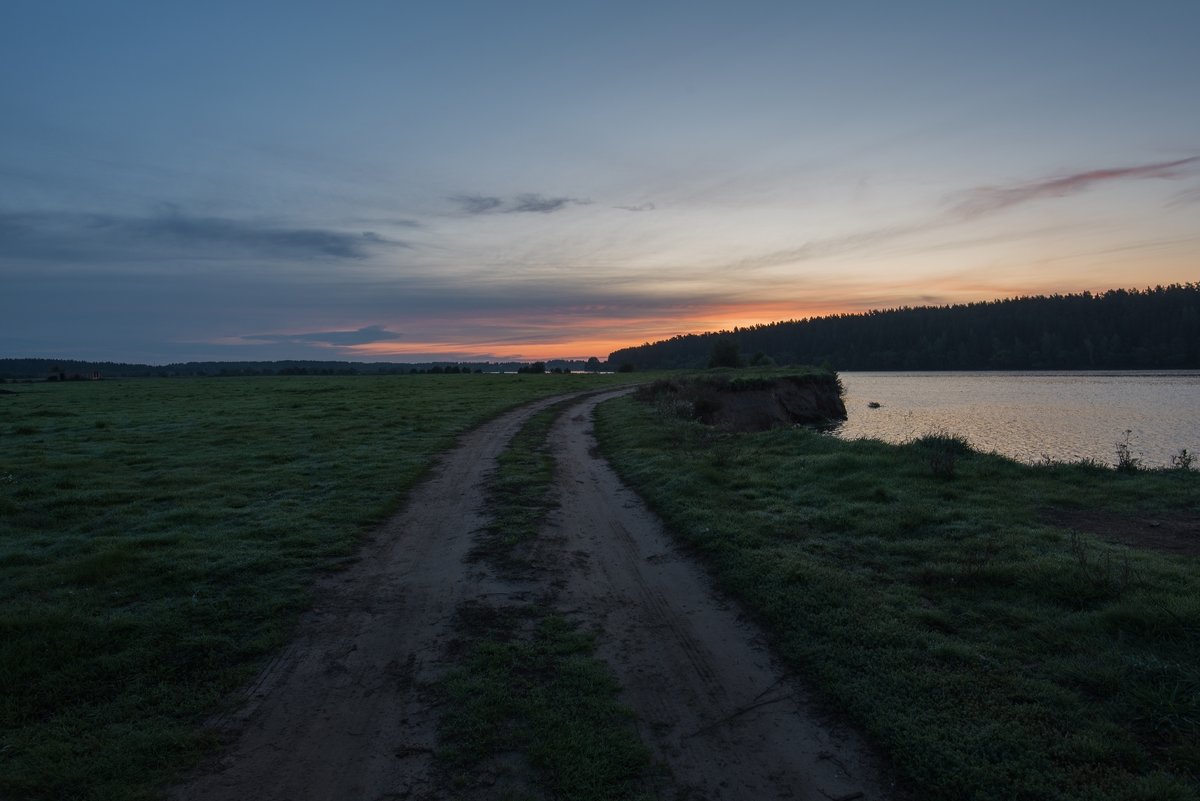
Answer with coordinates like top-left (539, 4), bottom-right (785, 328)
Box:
top-left (450, 193), bottom-right (589, 215)
top-left (0, 207), bottom-right (403, 261)
top-left (0, 211), bottom-right (101, 261)
top-left (950, 157), bottom-right (1199, 219)
top-left (0, 213), bottom-right (34, 241)
top-left (102, 206), bottom-right (400, 258)
top-left (615, 202), bottom-right (656, 212)
top-left (730, 157), bottom-right (1200, 274)
top-left (734, 223), bottom-right (934, 271)
top-left (450, 194), bottom-right (505, 214)
top-left (242, 325), bottom-right (404, 346)
top-left (509, 193), bottom-right (590, 213)
top-left (344, 216), bottom-right (424, 228)
top-left (1168, 184), bottom-right (1200, 207)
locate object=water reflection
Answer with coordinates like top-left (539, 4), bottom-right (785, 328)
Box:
top-left (831, 371), bottom-right (1200, 468)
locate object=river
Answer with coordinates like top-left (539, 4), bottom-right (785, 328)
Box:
top-left (833, 371), bottom-right (1200, 468)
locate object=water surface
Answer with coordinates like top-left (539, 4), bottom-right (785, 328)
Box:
top-left (834, 371), bottom-right (1200, 468)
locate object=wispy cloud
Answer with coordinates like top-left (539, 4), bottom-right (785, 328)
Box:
top-left (729, 157), bottom-right (1200, 274)
top-left (1168, 184), bottom-right (1200, 207)
top-left (450, 194), bottom-right (505, 214)
top-left (615, 202), bottom-right (656, 212)
top-left (734, 223), bottom-right (933, 271)
top-left (241, 325), bottom-right (404, 346)
top-left (106, 210), bottom-right (397, 259)
top-left (449, 193), bottom-right (590, 215)
top-left (0, 207), bottom-right (403, 261)
top-left (510, 193), bottom-right (589, 213)
top-left (344, 216), bottom-right (424, 228)
top-left (950, 157), bottom-right (1199, 219)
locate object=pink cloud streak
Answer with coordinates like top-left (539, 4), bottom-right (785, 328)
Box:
top-left (952, 156), bottom-right (1199, 219)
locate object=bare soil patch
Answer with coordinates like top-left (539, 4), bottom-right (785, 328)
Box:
top-left (1043, 507), bottom-right (1200, 557)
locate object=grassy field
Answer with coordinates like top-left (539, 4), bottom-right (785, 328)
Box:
top-left (0, 373), bottom-right (634, 801)
top-left (595, 390), bottom-right (1200, 801)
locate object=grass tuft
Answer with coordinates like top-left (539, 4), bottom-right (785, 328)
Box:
top-left (438, 612), bottom-right (653, 801)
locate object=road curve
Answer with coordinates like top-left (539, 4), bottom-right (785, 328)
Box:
top-left (538, 390), bottom-right (897, 801)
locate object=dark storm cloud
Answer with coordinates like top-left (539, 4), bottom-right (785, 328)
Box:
top-left (0, 208), bottom-right (404, 261)
top-left (242, 325), bottom-right (404, 346)
top-left (449, 193), bottom-right (589, 215)
top-left (950, 157), bottom-right (1199, 219)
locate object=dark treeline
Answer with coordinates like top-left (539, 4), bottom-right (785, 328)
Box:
top-left (0, 358), bottom-right (601, 380)
top-left (608, 284), bottom-right (1200, 371)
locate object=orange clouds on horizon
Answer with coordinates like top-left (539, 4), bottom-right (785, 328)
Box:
top-left (338, 301), bottom-right (858, 361)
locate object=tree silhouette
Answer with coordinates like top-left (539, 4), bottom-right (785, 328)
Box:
top-left (611, 284), bottom-right (1200, 371)
top-left (707, 338), bottom-right (744, 369)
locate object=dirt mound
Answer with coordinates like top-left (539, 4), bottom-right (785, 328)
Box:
top-left (637, 374), bottom-right (847, 432)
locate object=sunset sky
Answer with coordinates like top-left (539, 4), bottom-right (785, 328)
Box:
top-left (2, 1), bottom-right (1197, 363)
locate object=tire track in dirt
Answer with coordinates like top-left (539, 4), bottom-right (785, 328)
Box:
top-left (172, 393), bottom-right (577, 801)
top-left (175, 388), bottom-right (898, 801)
top-left (541, 390), bottom-right (899, 801)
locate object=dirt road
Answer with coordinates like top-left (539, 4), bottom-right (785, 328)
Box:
top-left (175, 390), bottom-right (895, 800)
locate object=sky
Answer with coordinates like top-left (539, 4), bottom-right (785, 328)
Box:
top-left (2, 0), bottom-right (1198, 364)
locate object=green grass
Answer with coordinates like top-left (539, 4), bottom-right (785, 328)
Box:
top-left (469, 399), bottom-right (574, 571)
top-left (0, 373), bottom-right (636, 801)
top-left (439, 609), bottom-right (653, 801)
top-left (438, 399), bottom-right (654, 800)
top-left (595, 393), bottom-right (1200, 801)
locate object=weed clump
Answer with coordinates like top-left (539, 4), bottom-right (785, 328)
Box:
top-left (1170, 448), bottom-right (1195, 471)
top-left (1115, 430), bottom-right (1142, 473)
top-left (913, 430), bottom-right (972, 479)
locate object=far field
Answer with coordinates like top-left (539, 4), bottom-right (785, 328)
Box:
top-left (2, 371), bottom-right (1197, 801)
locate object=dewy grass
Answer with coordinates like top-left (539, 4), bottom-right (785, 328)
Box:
top-left (0, 373), bottom-right (636, 801)
top-left (438, 397), bottom-right (653, 801)
top-left (595, 394), bottom-right (1200, 801)
top-left (471, 398), bottom-right (574, 568)
top-left (438, 611), bottom-right (653, 801)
